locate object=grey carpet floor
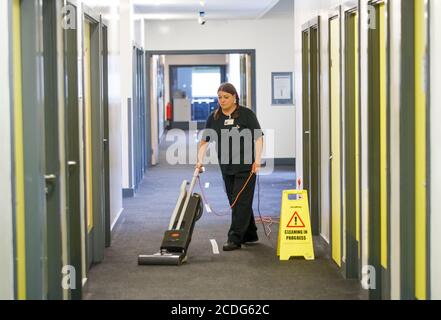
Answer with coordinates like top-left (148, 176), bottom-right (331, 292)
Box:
top-left (83, 133), bottom-right (365, 300)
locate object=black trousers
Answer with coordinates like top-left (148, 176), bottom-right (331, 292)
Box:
top-left (222, 171), bottom-right (258, 245)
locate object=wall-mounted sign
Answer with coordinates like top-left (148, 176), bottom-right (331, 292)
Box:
top-left (271, 72), bottom-right (294, 105)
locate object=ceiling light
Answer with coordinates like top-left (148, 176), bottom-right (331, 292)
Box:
top-left (198, 11), bottom-right (206, 25)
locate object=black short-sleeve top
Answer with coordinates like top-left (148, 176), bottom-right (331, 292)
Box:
top-left (202, 106), bottom-right (264, 175)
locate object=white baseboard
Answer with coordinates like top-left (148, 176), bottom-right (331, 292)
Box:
top-left (111, 208), bottom-right (124, 231)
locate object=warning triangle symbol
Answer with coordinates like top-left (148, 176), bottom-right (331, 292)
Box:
top-left (287, 211), bottom-right (305, 228)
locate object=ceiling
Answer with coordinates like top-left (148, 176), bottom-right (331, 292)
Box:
top-left (132, 0), bottom-right (280, 20)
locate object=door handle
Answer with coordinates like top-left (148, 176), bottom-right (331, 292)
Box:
top-left (45, 174), bottom-right (57, 195)
top-left (45, 174), bottom-right (57, 181)
top-left (67, 161), bottom-right (77, 174)
top-left (329, 154), bottom-right (334, 160)
top-left (304, 131), bottom-right (310, 134)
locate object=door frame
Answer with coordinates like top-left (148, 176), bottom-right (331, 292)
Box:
top-left (399, 0), bottom-right (416, 300)
top-left (328, 6), bottom-right (342, 268)
top-left (301, 28), bottom-right (311, 215)
top-left (101, 21), bottom-right (111, 248)
top-left (81, 3), bottom-right (105, 269)
top-left (64, 0), bottom-right (83, 300)
top-left (42, 0), bottom-right (65, 300)
top-left (144, 53), bottom-right (152, 170)
top-left (400, 0), bottom-right (430, 300)
top-left (132, 45), bottom-right (147, 192)
top-left (365, 0), bottom-right (391, 300)
top-left (301, 17), bottom-right (321, 236)
top-left (146, 49), bottom-right (257, 112)
top-left (168, 64), bottom-right (228, 128)
top-left (145, 49), bottom-right (257, 166)
top-left (132, 47), bottom-right (138, 191)
top-left (20, 0), bottom-right (47, 299)
top-left (341, 0), bottom-right (360, 280)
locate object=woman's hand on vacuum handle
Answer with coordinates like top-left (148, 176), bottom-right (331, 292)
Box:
top-left (196, 140), bottom-right (209, 173)
top-left (253, 137), bottom-right (263, 174)
top-left (195, 162), bottom-right (204, 173)
top-left (252, 162), bottom-right (261, 174)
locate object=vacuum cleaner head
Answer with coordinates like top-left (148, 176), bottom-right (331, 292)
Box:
top-left (138, 251), bottom-right (186, 266)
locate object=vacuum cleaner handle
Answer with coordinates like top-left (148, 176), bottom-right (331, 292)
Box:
top-left (188, 167), bottom-right (202, 194)
top-left (175, 168), bottom-right (202, 230)
top-left (168, 180), bottom-right (188, 230)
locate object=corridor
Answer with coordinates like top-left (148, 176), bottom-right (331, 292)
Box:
top-left (83, 135), bottom-right (363, 300)
top-left (1, 0), bottom-right (440, 302)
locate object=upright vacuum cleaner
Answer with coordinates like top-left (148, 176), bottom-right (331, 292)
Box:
top-left (138, 168), bottom-right (204, 266)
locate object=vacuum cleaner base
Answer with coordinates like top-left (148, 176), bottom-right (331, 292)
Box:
top-left (138, 251), bottom-right (187, 266)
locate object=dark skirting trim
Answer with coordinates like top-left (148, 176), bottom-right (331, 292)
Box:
top-left (170, 121), bottom-right (206, 130)
top-left (272, 158), bottom-right (296, 168)
top-left (123, 188), bottom-right (135, 198)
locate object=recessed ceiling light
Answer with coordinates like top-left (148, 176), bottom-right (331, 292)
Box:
top-left (198, 11), bottom-right (206, 25)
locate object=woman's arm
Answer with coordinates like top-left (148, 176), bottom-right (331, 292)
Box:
top-left (196, 140), bottom-right (209, 171)
top-left (252, 136), bottom-right (264, 173)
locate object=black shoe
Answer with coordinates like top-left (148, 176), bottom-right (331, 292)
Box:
top-left (223, 242), bottom-right (241, 251)
top-left (243, 236), bottom-right (259, 244)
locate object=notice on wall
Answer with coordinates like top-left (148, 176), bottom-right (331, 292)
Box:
top-left (271, 72), bottom-right (293, 105)
top-left (273, 75), bottom-right (292, 100)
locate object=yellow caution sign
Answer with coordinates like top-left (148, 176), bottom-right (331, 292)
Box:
top-left (277, 190), bottom-right (315, 261)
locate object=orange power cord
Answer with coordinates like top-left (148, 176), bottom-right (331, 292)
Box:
top-left (197, 172), bottom-right (280, 239)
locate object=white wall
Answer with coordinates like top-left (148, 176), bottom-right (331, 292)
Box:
top-left (119, 0), bottom-right (134, 189)
top-left (144, 3), bottom-right (296, 160)
top-left (104, 10), bottom-right (124, 228)
top-left (430, 0), bottom-right (441, 300)
top-left (134, 19), bottom-right (142, 47)
top-left (0, 0), bottom-right (14, 299)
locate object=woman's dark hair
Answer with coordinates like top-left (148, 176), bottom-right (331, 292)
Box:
top-left (214, 82), bottom-right (240, 120)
